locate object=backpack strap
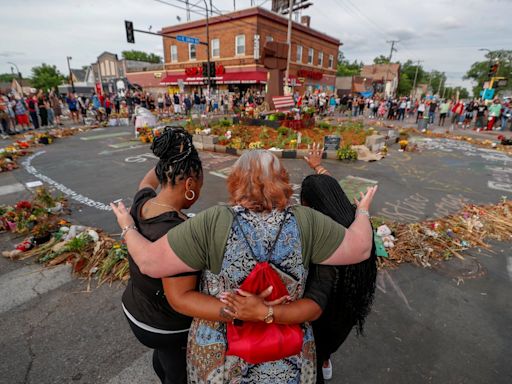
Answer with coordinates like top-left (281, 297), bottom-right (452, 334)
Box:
top-left (231, 208), bottom-right (288, 263)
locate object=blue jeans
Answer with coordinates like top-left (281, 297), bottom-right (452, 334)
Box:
top-left (428, 111), bottom-right (435, 124)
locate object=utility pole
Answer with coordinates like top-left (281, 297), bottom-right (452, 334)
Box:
top-left (233, 0), bottom-right (236, 11)
top-left (284, 0), bottom-right (293, 95)
top-left (411, 59), bottom-right (423, 100)
top-left (383, 40), bottom-right (399, 98)
top-left (203, 0), bottom-right (211, 93)
top-left (437, 74), bottom-right (444, 97)
top-left (185, 0), bottom-right (190, 21)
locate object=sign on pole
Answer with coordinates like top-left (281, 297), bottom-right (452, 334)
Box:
top-left (176, 35), bottom-right (201, 45)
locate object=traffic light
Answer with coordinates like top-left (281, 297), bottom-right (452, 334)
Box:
top-left (209, 61), bottom-right (216, 78)
top-left (488, 63), bottom-right (499, 78)
top-left (125, 20), bottom-right (135, 44)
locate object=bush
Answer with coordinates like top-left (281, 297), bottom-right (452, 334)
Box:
top-left (277, 127), bottom-right (290, 136)
top-left (316, 121), bottom-right (331, 130)
top-left (336, 145), bottom-right (358, 161)
top-left (218, 118), bottom-right (232, 127)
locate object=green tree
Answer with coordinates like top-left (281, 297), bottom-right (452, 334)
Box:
top-left (397, 60), bottom-right (428, 97)
top-left (373, 55), bottom-right (391, 65)
top-left (336, 51), bottom-right (362, 76)
top-left (0, 73), bottom-right (17, 83)
top-left (31, 64), bottom-right (66, 91)
top-left (464, 49), bottom-right (512, 97)
top-left (122, 50), bottom-right (162, 63)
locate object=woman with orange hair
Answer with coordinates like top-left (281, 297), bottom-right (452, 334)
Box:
top-left (111, 149), bottom-right (377, 383)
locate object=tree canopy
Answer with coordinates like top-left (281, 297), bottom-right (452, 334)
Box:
top-left (336, 51), bottom-right (362, 77)
top-left (122, 50), bottom-right (162, 64)
top-left (31, 64), bottom-right (66, 91)
top-left (0, 73), bottom-right (17, 83)
top-left (464, 49), bottom-right (512, 97)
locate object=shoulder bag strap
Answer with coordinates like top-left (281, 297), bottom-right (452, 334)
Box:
top-left (231, 208), bottom-right (288, 263)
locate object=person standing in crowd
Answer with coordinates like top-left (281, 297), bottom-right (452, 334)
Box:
top-left (49, 91), bottom-right (62, 126)
top-left (428, 99), bottom-right (438, 124)
top-left (184, 94), bottom-right (192, 115)
top-left (462, 99), bottom-right (476, 129)
top-left (475, 100), bottom-right (487, 130)
top-left (28, 93), bottom-right (39, 129)
top-left (157, 93), bottom-right (164, 114)
top-left (111, 149), bottom-right (377, 384)
top-left (15, 96), bottom-right (30, 131)
top-left (77, 96), bottom-right (87, 124)
top-left (397, 98), bottom-right (407, 121)
top-left (114, 94), bottom-right (121, 115)
top-left (416, 99), bottom-right (426, 123)
top-left (450, 99), bottom-right (465, 130)
top-left (501, 99), bottom-right (511, 131)
top-left (377, 99), bottom-right (387, 120)
top-left (66, 93), bottom-right (80, 123)
top-left (122, 128), bottom-right (211, 384)
top-left (105, 96), bottom-right (112, 119)
top-left (438, 99), bottom-right (450, 127)
top-left (37, 91), bottom-right (48, 127)
top-left (302, 147), bottom-right (377, 384)
top-left (45, 97), bottom-right (55, 127)
top-left (0, 92), bottom-right (13, 136)
top-left (173, 93), bottom-right (181, 115)
top-left (487, 98), bottom-right (502, 130)
top-left (406, 98), bottom-right (413, 118)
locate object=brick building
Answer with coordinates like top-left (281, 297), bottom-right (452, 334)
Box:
top-left (158, 6), bottom-right (341, 95)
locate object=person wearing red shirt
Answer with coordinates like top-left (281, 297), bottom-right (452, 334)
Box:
top-left (450, 100), bottom-right (465, 130)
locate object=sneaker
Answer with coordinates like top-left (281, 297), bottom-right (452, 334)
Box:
top-left (322, 359), bottom-right (332, 381)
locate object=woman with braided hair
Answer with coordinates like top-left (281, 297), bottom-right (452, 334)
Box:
top-left (303, 145), bottom-right (377, 383)
top-left (122, 126), bottom-right (231, 384)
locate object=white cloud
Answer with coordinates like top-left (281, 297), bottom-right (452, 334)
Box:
top-left (437, 16), bottom-right (463, 30)
top-left (0, 0), bottom-right (510, 93)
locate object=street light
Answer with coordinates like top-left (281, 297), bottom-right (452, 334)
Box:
top-left (7, 61), bottom-right (23, 95)
top-left (66, 56), bottom-right (75, 94)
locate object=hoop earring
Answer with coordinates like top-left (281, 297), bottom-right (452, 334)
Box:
top-left (185, 190), bottom-right (196, 201)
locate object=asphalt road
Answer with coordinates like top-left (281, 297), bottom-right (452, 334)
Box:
top-left (0, 124), bottom-right (511, 384)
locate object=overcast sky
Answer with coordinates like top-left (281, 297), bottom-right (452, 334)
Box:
top-left (1, 0), bottom-right (510, 90)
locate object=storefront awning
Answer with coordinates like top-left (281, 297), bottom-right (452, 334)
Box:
top-left (160, 70), bottom-right (267, 86)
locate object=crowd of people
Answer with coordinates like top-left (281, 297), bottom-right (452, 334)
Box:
top-left (111, 127), bottom-right (378, 384)
top-left (332, 94), bottom-right (511, 131)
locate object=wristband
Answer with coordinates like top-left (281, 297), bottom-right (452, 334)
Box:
top-left (121, 224), bottom-right (138, 239)
top-left (356, 209), bottom-right (370, 217)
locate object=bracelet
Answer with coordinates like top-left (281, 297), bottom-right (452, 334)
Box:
top-left (121, 224), bottom-right (138, 239)
top-left (356, 209), bottom-right (370, 217)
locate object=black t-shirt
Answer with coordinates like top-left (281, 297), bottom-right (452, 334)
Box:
top-left (476, 105), bottom-right (487, 117)
top-left (304, 265), bottom-right (336, 311)
top-left (429, 102), bottom-right (437, 112)
top-left (122, 187), bottom-right (199, 331)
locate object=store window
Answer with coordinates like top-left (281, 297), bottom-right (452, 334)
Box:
top-left (308, 48), bottom-right (314, 64)
top-left (211, 38), bottom-right (220, 58)
top-left (328, 54), bottom-right (334, 69)
top-left (318, 51), bottom-right (323, 67)
top-left (189, 44), bottom-right (196, 61)
top-left (297, 45), bottom-right (303, 63)
top-left (236, 34), bottom-right (245, 56)
top-left (170, 45), bottom-right (178, 63)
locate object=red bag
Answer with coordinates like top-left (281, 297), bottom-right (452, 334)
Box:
top-left (226, 261), bottom-right (304, 364)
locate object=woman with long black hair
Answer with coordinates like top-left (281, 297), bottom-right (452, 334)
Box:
top-left (303, 145), bottom-right (378, 383)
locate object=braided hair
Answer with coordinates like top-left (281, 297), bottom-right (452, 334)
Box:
top-left (301, 174), bottom-right (377, 335)
top-left (151, 126), bottom-right (202, 186)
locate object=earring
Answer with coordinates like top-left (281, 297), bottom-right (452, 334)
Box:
top-left (185, 190), bottom-right (196, 201)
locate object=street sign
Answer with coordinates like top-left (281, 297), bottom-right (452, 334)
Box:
top-left (480, 88), bottom-right (495, 100)
top-left (176, 35), bottom-right (200, 45)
